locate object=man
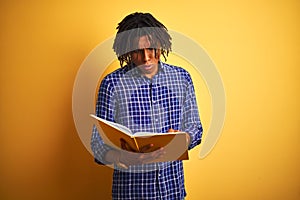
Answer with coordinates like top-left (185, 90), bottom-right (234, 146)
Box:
top-left (91, 12), bottom-right (203, 200)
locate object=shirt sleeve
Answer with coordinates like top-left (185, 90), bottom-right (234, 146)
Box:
top-left (181, 73), bottom-right (203, 150)
top-left (90, 77), bottom-right (116, 165)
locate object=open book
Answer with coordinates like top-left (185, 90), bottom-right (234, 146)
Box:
top-left (90, 114), bottom-right (189, 162)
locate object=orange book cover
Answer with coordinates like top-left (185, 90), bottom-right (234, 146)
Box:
top-left (90, 114), bottom-right (189, 162)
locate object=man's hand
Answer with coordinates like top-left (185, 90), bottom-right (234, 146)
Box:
top-left (168, 128), bottom-right (191, 147)
top-left (105, 144), bottom-right (165, 169)
top-left (118, 147), bottom-right (165, 168)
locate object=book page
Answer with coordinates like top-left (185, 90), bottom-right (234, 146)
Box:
top-left (90, 114), bottom-right (133, 136)
top-left (134, 131), bottom-right (186, 137)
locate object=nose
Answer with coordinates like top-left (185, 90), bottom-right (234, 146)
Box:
top-left (143, 49), bottom-right (151, 62)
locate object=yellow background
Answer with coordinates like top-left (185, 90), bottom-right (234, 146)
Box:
top-left (1, 0), bottom-right (299, 199)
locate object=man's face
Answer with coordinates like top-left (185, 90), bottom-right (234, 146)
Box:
top-left (131, 35), bottom-right (161, 78)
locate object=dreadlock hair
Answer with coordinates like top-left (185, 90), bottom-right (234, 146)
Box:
top-left (113, 12), bottom-right (172, 67)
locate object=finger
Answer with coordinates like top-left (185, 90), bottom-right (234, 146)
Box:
top-left (168, 128), bottom-right (180, 132)
top-left (120, 150), bottom-right (144, 165)
top-left (140, 143), bottom-right (155, 153)
top-left (120, 138), bottom-right (136, 152)
top-left (151, 147), bottom-right (166, 158)
top-left (140, 148), bottom-right (166, 163)
top-left (186, 133), bottom-right (191, 145)
top-left (116, 161), bottom-right (129, 169)
top-left (120, 139), bottom-right (127, 150)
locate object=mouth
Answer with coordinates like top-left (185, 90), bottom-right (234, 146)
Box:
top-left (139, 64), bottom-right (153, 71)
top-left (143, 64), bottom-right (153, 70)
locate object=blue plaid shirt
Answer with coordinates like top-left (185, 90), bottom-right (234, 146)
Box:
top-left (91, 61), bottom-right (203, 200)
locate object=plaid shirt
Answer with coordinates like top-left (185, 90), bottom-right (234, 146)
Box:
top-left (91, 62), bottom-right (203, 200)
